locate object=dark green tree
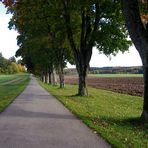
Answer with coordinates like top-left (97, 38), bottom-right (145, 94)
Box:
top-left (5, 0), bottom-right (131, 95)
top-left (8, 0), bottom-right (74, 88)
top-left (9, 56), bottom-right (16, 63)
top-left (58, 0), bottom-right (131, 95)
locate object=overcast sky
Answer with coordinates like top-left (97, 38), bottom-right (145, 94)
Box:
top-left (0, 3), bottom-right (18, 59)
top-left (0, 3), bottom-right (142, 67)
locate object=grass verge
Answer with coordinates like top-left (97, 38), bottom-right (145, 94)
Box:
top-left (88, 74), bottom-right (143, 78)
top-left (39, 81), bottom-right (148, 148)
top-left (0, 73), bottom-right (30, 113)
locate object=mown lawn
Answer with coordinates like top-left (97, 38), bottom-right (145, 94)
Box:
top-left (0, 74), bottom-right (20, 83)
top-left (39, 81), bottom-right (148, 148)
top-left (0, 73), bottom-right (30, 112)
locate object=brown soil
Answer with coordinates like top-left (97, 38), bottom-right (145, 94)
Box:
top-left (65, 76), bottom-right (144, 97)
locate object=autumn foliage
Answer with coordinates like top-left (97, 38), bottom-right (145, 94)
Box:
top-left (139, 0), bottom-right (148, 28)
top-left (0, 53), bottom-right (25, 74)
top-left (1, 0), bottom-right (15, 7)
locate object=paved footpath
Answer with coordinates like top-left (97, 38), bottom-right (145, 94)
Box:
top-left (0, 76), bottom-right (111, 148)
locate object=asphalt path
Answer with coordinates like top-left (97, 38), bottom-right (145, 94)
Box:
top-left (0, 76), bottom-right (111, 148)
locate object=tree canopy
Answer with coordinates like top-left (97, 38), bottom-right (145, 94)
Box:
top-left (3, 0), bottom-right (131, 95)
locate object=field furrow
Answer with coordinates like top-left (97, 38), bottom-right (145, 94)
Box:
top-left (65, 75), bottom-right (144, 96)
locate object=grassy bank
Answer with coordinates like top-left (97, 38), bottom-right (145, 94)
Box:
top-left (39, 81), bottom-right (148, 148)
top-left (0, 73), bottom-right (30, 112)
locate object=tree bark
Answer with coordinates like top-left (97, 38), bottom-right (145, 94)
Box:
top-left (48, 71), bottom-right (52, 84)
top-left (58, 64), bottom-right (65, 88)
top-left (45, 72), bottom-right (48, 84)
top-left (43, 75), bottom-right (45, 83)
top-left (122, 0), bottom-right (148, 122)
top-left (46, 73), bottom-right (50, 84)
top-left (45, 68), bottom-right (52, 85)
top-left (77, 64), bottom-right (88, 96)
top-left (76, 51), bottom-right (91, 96)
top-left (59, 70), bottom-right (64, 88)
top-left (141, 66), bottom-right (148, 122)
top-left (51, 68), bottom-right (58, 85)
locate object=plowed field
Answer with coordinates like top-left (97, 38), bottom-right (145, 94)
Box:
top-left (65, 76), bottom-right (144, 96)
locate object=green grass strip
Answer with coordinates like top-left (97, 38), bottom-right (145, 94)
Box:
top-left (89, 74), bottom-right (143, 78)
top-left (0, 73), bottom-right (30, 113)
top-left (0, 74), bottom-right (19, 84)
top-left (39, 81), bottom-right (148, 148)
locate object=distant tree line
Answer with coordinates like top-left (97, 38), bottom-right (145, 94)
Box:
top-left (89, 67), bottom-right (143, 74)
top-left (64, 66), bottom-right (143, 75)
top-left (0, 53), bottom-right (25, 74)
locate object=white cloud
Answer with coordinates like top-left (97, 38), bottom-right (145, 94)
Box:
top-left (0, 29), bottom-right (18, 59)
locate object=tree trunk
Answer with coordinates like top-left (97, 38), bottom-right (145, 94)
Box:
top-left (43, 75), bottom-right (45, 83)
top-left (46, 73), bottom-right (50, 84)
top-left (51, 68), bottom-right (58, 85)
top-left (45, 72), bottom-right (48, 84)
top-left (62, 1), bottom-right (95, 96)
top-left (141, 66), bottom-right (148, 122)
top-left (78, 71), bottom-right (88, 96)
top-left (122, 0), bottom-right (148, 122)
top-left (48, 71), bottom-right (52, 84)
top-left (59, 65), bottom-right (65, 88)
top-left (76, 56), bottom-right (89, 96)
top-left (59, 73), bottom-right (64, 88)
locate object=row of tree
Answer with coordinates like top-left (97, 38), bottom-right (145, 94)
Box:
top-left (0, 53), bottom-right (25, 74)
top-left (5, 0), bottom-right (131, 92)
top-left (2, 0), bottom-right (148, 122)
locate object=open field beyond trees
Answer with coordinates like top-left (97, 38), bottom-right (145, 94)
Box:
top-left (65, 74), bottom-right (144, 97)
top-left (39, 80), bottom-right (148, 148)
top-left (0, 73), bottom-right (30, 112)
